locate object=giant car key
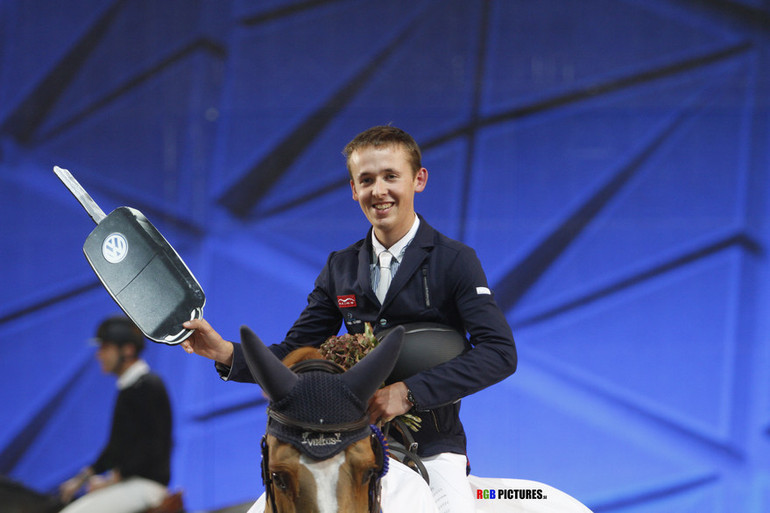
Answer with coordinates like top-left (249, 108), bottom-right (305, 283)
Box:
top-left (54, 166), bottom-right (205, 345)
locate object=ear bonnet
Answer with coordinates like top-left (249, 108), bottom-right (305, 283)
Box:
top-left (240, 325), bottom-right (405, 459)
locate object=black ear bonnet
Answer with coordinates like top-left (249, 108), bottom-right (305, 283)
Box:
top-left (239, 325), bottom-right (405, 459)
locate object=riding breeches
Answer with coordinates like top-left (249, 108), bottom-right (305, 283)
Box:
top-left (422, 452), bottom-right (476, 513)
top-left (59, 477), bottom-right (167, 513)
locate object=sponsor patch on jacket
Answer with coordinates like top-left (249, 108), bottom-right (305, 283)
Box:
top-left (476, 287), bottom-right (491, 295)
top-left (337, 295), bottom-right (357, 308)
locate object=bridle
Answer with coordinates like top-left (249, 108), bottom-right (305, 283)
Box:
top-left (260, 359), bottom-right (389, 513)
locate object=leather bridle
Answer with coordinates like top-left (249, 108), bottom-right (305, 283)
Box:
top-left (260, 359), bottom-right (388, 513)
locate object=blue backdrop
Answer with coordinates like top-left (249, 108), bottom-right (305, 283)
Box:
top-left (2, 1), bottom-right (769, 511)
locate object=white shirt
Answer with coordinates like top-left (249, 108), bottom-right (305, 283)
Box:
top-left (371, 215), bottom-right (421, 292)
top-left (116, 359), bottom-right (150, 390)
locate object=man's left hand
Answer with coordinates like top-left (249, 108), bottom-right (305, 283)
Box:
top-left (86, 470), bottom-right (119, 493)
top-left (367, 382), bottom-right (413, 425)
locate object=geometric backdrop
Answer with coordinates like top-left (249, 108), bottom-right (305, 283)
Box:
top-left (2, 1), bottom-right (769, 511)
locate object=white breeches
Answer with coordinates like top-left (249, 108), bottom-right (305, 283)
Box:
top-left (59, 477), bottom-right (167, 513)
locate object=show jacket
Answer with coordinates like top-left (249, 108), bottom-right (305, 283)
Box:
top-left (220, 215), bottom-right (516, 457)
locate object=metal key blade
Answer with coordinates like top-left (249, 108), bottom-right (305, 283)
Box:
top-left (53, 166), bottom-right (107, 224)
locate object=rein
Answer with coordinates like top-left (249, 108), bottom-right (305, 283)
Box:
top-left (261, 359), bottom-right (388, 513)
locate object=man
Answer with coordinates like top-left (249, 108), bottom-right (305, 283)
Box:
top-left (182, 125), bottom-right (516, 512)
top-left (59, 315), bottom-right (173, 513)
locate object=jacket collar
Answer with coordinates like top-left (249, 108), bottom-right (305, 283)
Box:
top-left (117, 359), bottom-right (150, 390)
top-left (358, 214), bottom-right (435, 308)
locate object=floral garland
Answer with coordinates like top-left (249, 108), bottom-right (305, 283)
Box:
top-left (319, 323), bottom-right (421, 431)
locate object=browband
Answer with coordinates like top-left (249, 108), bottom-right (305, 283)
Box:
top-left (267, 407), bottom-right (370, 433)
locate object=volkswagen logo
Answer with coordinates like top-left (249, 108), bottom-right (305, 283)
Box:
top-left (102, 233), bottom-right (129, 263)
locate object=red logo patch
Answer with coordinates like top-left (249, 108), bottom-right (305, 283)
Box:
top-left (337, 295), bottom-right (357, 308)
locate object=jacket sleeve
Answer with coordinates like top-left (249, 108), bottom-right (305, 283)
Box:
top-left (403, 246), bottom-right (516, 409)
top-left (217, 255), bottom-right (343, 383)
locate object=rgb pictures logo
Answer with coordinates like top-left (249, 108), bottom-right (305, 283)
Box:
top-left (476, 488), bottom-right (546, 500)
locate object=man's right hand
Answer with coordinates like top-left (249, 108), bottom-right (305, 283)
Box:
top-left (59, 467), bottom-right (92, 503)
top-left (181, 318), bottom-right (234, 366)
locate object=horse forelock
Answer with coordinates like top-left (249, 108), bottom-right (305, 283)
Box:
top-left (282, 347), bottom-right (323, 367)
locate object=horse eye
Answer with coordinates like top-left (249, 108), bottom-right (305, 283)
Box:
top-left (272, 471), bottom-right (289, 491)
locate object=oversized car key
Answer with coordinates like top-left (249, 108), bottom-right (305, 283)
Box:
top-left (54, 165), bottom-right (205, 345)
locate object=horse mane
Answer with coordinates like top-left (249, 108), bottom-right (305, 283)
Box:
top-left (281, 346), bottom-right (324, 367)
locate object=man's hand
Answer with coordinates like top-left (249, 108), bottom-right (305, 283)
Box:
top-left (85, 470), bottom-right (119, 493)
top-left (367, 382), bottom-right (413, 425)
top-left (180, 318), bottom-right (234, 366)
top-left (59, 468), bottom-right (91, 503)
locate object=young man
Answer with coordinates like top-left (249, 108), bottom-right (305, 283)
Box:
top-left (182, 125), bottom-right (516, 512)
top-left (59, 315), bottom-right (173, 513)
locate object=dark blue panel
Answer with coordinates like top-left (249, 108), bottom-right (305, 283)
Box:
top-left (41, 51), bottom-right (223, 223)
top-left (518, 250), bottom-right (744, 442)
top-left (466, 67), bottom-right (719, 283)
top-left (0, 1), bottom-right (114, 124)
top-left (482, 0), bottom-right (745, 116)
top-left (0, 171), bottom-right (99, 319)
top-left (516, 60), bottom-right (753, 316)
top-left (37, 0), bottom-right (226, 136)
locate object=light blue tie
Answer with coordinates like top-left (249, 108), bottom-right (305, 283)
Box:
top-left (376, 251), bottom-right (393, 303)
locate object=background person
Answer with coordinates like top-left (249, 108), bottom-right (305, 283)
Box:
top-left (59, 315), bottom-right (173, 513)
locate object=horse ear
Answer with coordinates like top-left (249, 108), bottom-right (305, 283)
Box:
top-left (240, 325), bottom-right (298, 402)
top-left (341, 325), bottom-right (405, 403)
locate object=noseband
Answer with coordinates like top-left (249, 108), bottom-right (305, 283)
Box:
top-left (261, 359), bottom-right (388, 513)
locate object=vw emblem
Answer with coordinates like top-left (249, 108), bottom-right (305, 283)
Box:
top-left (102, 233), bottom-right (129, 263)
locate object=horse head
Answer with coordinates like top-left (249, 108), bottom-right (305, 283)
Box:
top-left (239, 326), bottom-right (405, 513)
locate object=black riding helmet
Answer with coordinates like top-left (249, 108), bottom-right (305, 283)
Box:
top-left (92, 315), bottom-right (146, 354)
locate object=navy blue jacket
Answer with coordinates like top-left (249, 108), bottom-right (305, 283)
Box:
top-left (92, 372), bottom-right (172, 485)
top-left (222, 216), bottom-right (516, 456)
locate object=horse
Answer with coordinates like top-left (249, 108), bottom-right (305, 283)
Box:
top-left (239, 325), bottom-right (439, 513)
top-left (240, 324), bottom-right (593, 513)
top-left (0, 476), bottom-right (62, 513)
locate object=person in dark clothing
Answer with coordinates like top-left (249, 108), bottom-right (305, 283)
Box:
top-left (59, 315), bottom-right (173, 513)
top-left (180, 125), bottom-right (516, 512)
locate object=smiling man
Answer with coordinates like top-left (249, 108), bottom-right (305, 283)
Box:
top-left (182, 125), bottom-right (516, 513)
top-left (347, 134), bottom-right (427, 248)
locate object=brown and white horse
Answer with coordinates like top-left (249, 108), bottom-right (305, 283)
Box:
top-left (239, 325), bottom-right (406, 513)
top-left (239, 326), bottom-right (593, 513)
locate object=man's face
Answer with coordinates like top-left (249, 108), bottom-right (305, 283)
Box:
top-left (349, 144), bottom-right (427, 248)
top-left (96, 342), bottom-right (123, 375)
